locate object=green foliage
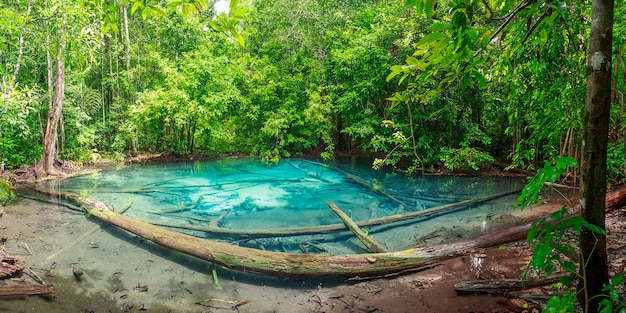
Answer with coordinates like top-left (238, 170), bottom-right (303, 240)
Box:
top-left (0, 178), bottom-right (15, 205)
top-left (0, 83), bottom-right (42, 169)
top-left (439, 147), bottom-right (495, 171)
top-left (607, 142), bottom-right (625, 184)
top-left (543, 292), bottom-right (578, 313)
top-left (516, 157), bottom-right (578, 209)
top-left (525, 208), bottom-right (605, 279)
top-left (208, 0), bottom-right (247, 47)
top-left (1, 0), bottom-right (623, 185)
top-left (598, 272), bottom-right (626, 313)
top-left (524, 208), bottom-right (625, 313)
top-left (128, 0), bottom-right (165, 20)
top-left (519, 158), bottom-right (625, 313)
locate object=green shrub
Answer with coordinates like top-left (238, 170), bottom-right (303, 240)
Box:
top-left (0, 178), bottom-right (15, 205)
top-left (439, 147), bottom-right (495, 171)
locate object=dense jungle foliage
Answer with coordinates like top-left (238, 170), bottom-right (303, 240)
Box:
top-left (0, 0), bottom-right (624, 179)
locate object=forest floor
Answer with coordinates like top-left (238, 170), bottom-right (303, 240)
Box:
top-left (0, 156), bottom-right (625, 312)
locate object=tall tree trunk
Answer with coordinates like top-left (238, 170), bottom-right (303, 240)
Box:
top-left (7, 0), bottom-right (34, 95)
top-left (41, 22), bottom-right (66, 176)
top-left (123, 4), bottom-right (131, 81)
top-left (577, 0), bottom-right (614, 311)
top-left (46, 32), bottom-right (54, 110)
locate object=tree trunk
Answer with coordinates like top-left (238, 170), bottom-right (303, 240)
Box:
top-left (7, 0), bottom-right (34, 95)
top-left (46, 32), bottom-right (53, 110)
top-left (123, 4), bottom-right (131, 81)
top-left (578, 0), bottom-right (614, 311)
top-left (40, 22), bottom-right (66, 177)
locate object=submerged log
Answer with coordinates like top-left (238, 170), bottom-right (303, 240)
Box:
top-left (301, 159), bottom-right (409, 207)
top-left (146, 189), bottom-right (521, 238)
top-left (208, 207), bottom-right (231, 228)
top-left (327, 202), bottom-right (388, 253)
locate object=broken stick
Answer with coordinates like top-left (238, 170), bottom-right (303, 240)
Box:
top-left (327, 202), bottom-right (388, 253)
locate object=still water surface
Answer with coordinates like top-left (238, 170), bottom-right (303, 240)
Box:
top-left (41, 158), bottom-right (526, 253)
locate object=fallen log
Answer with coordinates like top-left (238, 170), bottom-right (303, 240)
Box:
top-left (606, 184), bottom-right (626, 210)
top-left (327, 202), bottom-right (388, 253)
top-left (454, 275), bottom-right (566, 294)
top-left (34, 186), bottom-right (539, 278)
top-left (145, 189), bottom-right (521, 239)
top-left (33, 181), bottom-right (626, 278)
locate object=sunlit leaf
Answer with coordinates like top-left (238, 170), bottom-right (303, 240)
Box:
top-left (424, 0), bottom-right (437, 18)
top-left (233, 8), bottom-right (247, 19)
top-left (230, 29), bottom-right (245, 47)
top-left (405, 0), bottom-right (419, 7)
top-left (131, 1), bottom-right (142, 14)
top-left (229, 0), bottom-right (238, 11)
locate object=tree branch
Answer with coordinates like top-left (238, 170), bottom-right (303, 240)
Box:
top-left (520, 10), bottom-right (550, 46)
top-left (473, 0), bottom-right (533, 58)
top-left (406, 103), bottom-right (424, 171)
top-left (481, 0), bottom-right (494, 20)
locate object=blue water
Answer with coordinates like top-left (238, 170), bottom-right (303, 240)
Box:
top-left (41, 158), bottom-right (526, 253)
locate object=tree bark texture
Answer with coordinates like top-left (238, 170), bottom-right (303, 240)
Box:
top-left (41, 22), bottom-right (66, 176)
top-left (578, 0), bottom-right (614, 311)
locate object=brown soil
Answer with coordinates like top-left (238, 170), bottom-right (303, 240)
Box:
top-left (1, 158), bottom-right (625, 313)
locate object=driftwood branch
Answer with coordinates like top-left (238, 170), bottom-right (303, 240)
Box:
top-left (0, 283), bottom-right (55, 296)
top-left (327, 202), bottom-right (388, 253)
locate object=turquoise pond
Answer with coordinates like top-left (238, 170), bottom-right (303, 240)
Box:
top-left (37, 158), bottom-right (528, 254)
